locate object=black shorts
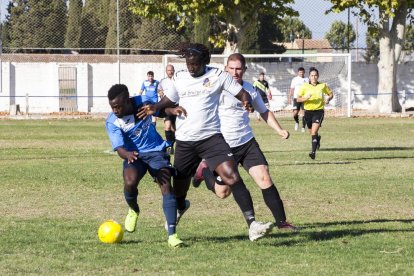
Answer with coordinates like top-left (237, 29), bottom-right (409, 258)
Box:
top-left (231, 138), bottom-right (268, 171)
top-left (164, 115), bottom-right (176, 123)
top-left (174, 133), bottom-right (234, 179)
top-left (304, 109), bottom-right (324, 129)
top-left (293, 98), bottom-right (304, 111)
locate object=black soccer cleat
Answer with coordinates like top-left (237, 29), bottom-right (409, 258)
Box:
top-left (309, 152), bottom-right (316, 160)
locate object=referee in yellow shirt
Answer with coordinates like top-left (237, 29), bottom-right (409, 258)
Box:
top-left (297, 67), bottom-right (333, 160)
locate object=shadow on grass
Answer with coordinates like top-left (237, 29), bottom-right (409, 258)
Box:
top-left (185, 219), bottom-right (414, 246)
top-left (322, 147), bottom-right (414, 152)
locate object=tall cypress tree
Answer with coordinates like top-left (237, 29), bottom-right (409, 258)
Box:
top-left (80, 0), bottom-right (110, 51)
top-left (239, 13), bottom-right (259, 54)
top-left (65, 0), bottom-right (83, 49)
top-left (105, 0), bottom-right (136, 54)
top-left (8, 0), bottom-right (29, 50)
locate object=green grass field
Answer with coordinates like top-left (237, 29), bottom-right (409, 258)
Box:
top-left (0, 117), bottom-right (413, 275)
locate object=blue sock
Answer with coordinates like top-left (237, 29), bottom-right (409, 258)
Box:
top-left (163, 192), bottom-right (177, 236)
top-left (124, 190), bottom-right (139, 213)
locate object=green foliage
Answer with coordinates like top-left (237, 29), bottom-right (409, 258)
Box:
top-left (7, 0), bottom-right (67, 50)
top-left (0, 118), bottom-right (413, 274)
top-left (403, 24), bottom-right (414, 54)
top-left (239, 13), bottom-right (259, 54)
top-left (128, 0), bottom-right (297, 51)
top-left (65, 0), bottom-right (83, 49)
top-left (80, 0), bottom-right (110, 50)
top-left (277, 17), bottom-right (312, 42)
top-left (324, 20), bottom-right (356, 50)
top-left (364, 29), bottom-right (380, 63)
top-left (257, 14), bottom-right (285, 54)
top-left (193, 14), bottom-right (210, 46)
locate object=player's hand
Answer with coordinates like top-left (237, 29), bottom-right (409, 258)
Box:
top-left (304, 93), bottom-right (312, 100)
top-left (324, 98), bottom-right (331, 104)
top-left (137, 104), bottom-right (156, 119)
top-left (173, 106), bottom-right (187, 117)
top-left (126, 151), bottom-right (138, 164)
top-left (242, 101), bottom-right (254, 113)
top-left (279, 129), bottom-right (290, 139)
top-left (268, 93), bottom-right (273, 100)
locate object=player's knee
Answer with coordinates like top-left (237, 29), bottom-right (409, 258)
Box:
top-left (220, 172), bottom-right (241, 186)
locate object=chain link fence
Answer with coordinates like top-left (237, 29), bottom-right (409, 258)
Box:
top-left (0, 0), bottom-right (413, 116)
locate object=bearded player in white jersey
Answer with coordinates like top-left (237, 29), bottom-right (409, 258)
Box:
top-left (191, 53), bottom-right (298, 231)
top-left (138, 43), bottom-right (274, 241)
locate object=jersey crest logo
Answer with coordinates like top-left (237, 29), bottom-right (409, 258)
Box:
top-left (203, 78), bottom-right (211, 87)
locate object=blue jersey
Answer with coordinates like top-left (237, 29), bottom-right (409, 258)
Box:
top-left (106, 96), bottom-right (167, 153)
top-left (140, 80), bottom-right (159, 103)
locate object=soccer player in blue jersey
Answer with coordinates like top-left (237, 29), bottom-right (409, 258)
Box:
top-left (105, 84), bottom-right (183, 247)
top-left (139, 71), bottom-right (160, 125)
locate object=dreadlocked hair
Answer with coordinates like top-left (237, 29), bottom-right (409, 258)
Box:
top-left (177, 42), bottom-right (211, 65)
top-left (108, 84), bottom-right (129, 100)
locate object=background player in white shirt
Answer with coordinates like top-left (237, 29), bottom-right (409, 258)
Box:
top-left (288, 67), bottom-right (308, 132)
top-left (139, 43), bottom-right (274, 241)
top-left (158, 64), bottom-right (176, 154)
top-left (192, 53), bottom-right (297, 231)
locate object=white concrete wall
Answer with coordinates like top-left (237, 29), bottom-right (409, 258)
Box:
top-left (0, 59), bottom-right (413, 114)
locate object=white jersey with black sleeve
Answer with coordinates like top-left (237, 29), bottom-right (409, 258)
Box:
top-left (164, 66), bottom-right (243, 141)
top-left (219, 81), bottom-right (268, 148)
top-left (290, 76), bottom-right (309, 98)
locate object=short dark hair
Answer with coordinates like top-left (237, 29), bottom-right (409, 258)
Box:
top-left (227, 53), bottom-right (246, 68)
top-left (177, 42), bottom-right (211, 65)
top-left (108, 84), bottom-right (129, 101)
top-left (309, 67), bottom-right (319, 75)
top-left (298, 67), bottom-right (305, 72)
top-left (147, 71), bottom-right (154, 76)
top-left (259, 72), bottom-right (265, 76)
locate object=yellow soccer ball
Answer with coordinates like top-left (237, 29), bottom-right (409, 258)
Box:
top-left (98, 220), bottom-right (124, 244)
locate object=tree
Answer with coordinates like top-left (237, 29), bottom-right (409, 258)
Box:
top-left (324, 20), bottom-right (356, 51)
top-left (7, 0), bottom-right (67, 50)
top-left (364, 31), bottom-right (380, 63)
top-left (128, 0), bottom-right (297, 54)
top-left (80, 0), bottom-right (110, 51)
top-left (328, 0), bottom-right (414, 113)
top-left (193, 14), bottom-right (211, 46)
top-left (277, 17), bottom-right (312, 42)
top-left (65, 0), bottom-right (83, 49)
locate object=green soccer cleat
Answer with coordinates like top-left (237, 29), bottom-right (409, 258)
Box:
top-left (168, 233), bottom-right (184, 248)
top-left (124, 208), bottom-right (139, 233)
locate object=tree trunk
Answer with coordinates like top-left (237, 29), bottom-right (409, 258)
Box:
top-left (222, 8), bottom-right (243, 54)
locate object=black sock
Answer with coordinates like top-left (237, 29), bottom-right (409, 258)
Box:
top-left (231, 180), bottom-right (255, 227)
top-left (202, 168), bottom-right (216, 192)
top-left (302, 116), bottom-right (306, 128)
top-left (176, 195), bottom-right (187, 211)
top-left (312, 134), bottom-right (318, 153)
top-left (294, 114), bottom-right (299, 124)
top-left (262, 185), bottom-right (286, 224)
top-left (124, 189), bottom-right (140, 213)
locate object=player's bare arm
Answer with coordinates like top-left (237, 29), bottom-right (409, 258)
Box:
top-left (116, 147), bottom-right (138, 164)
top-left (235, 89), bottom-right (254, 112)
top-left (137, 96), bottom-right (176, 119)
top-left (165, 106), bottom-right (187, 117)
top-left (260, 110), bottom-right (290, 139)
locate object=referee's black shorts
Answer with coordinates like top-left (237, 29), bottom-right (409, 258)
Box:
top-left (174, 133), bottom-right (235, 179)
top-left (304, 109), bottom-right (324, 129)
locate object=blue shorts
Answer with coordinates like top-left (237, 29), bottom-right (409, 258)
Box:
top-left (123, 151), bottom-right (174, 180)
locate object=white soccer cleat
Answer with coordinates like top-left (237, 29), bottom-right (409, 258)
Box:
top-left (248, 221), bottom-right (274, 241)
top-left (294, 123), bottom-right (299, 131)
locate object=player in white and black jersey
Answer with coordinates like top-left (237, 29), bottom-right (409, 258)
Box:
top-left (158, 64), bottom-right (176, 154)
top-left (138, 43), bottom-right (273, 241)
top-left (288, 67), bottom-right (308, 132)
top-left (192, 53), bottom-right (298, 231)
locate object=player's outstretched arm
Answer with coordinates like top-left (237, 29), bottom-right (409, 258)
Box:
top-left (137, 96), bottom-right (176, 119)
top-left (260, 110), bottom-right (290, 139)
